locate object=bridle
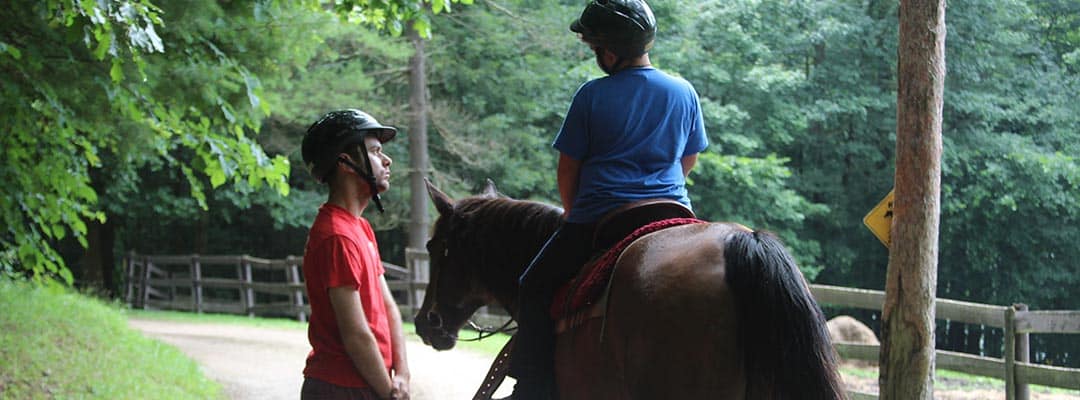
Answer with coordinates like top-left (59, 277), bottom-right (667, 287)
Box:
top-left (422, 239), bottom-right (517, 343)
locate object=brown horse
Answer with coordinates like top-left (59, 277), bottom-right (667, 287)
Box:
top-left (415, 180), bottom-right (845, 400)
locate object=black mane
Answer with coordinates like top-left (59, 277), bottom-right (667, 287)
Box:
top-left (437, 196), bottom-right (562, 306)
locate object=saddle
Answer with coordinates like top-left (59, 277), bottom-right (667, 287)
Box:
top-left (550, 199), bottom-right (701, 322)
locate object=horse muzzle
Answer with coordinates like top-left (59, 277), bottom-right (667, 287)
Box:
top-left (415, 310), bottom-right (458, 350)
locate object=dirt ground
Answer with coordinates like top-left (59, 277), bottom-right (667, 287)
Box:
top-left (128, 318), bottom-right (513, 400)
top-left (130, 318), bottom-right (1078, 400)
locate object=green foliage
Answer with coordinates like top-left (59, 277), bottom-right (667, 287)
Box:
top-left (0, 279), bottom-right (223, 398)
top-left (1, 1), bottom-right (296, 283)
top-left (1, 0), bottom-right (472, 283)
top-left (331, 0), bottom-right (475, 37)
top-left (689, 152), bottom-right (829, 277)
top-left (422, 0), bottom-right (584, 199)
top-left (937, 0), bottom-right (1080, 317)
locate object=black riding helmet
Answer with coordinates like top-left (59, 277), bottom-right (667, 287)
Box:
top-left (302, 109), bottom-right (397, 211)
top-left (570, 0), bottom-right (656, 59)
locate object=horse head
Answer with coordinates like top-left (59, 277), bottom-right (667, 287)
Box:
top-left (415, 179), bottom-right (503, 350)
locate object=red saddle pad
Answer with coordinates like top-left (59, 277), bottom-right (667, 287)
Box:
top-left (550, 217), bottom-right (705, 320)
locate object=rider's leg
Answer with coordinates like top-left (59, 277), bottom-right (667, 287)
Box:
top-left (508, 222), bottom-right (595, 399)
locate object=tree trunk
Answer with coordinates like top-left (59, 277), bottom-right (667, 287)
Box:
top-left (407, 25), bottom-right (430, 251)
top-left (195, 208), bottom-right (209, 254)
top-left (80, 219), bottom-right (116, 295)
top-left (81, 167), bottom-right (118, 296)
top-left (879, 0), bottom-right (946, 399)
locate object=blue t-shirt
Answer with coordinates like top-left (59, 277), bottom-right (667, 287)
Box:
top-left (554, 67), bottom-right (708, 223)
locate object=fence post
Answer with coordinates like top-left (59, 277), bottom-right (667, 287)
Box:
top-left (242, 256), bottom-right (255, 317)
top-left (192, 254), bottom-right (203, 314)
top-left (141, 255), bottom-right (152, 309)
top-left (287, 255), bottom-right (307, 322)
top-left (405, 249), bottom-right (416, 314)
top-left (1014, 303), bottom-right (1030, 400)
top-left (124, 251), bottom-right (135, 306)
top-left (168, 269), bottom-right (176, 303)
top-left (1005, 305), bottom-right (1017, 400)
top-left (406, 248), bottom-right (429, 319)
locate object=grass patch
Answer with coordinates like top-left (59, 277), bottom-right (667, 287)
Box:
top-left (0, 280), bottom-right (223, 399)
top-left (841, 363), bottom-right (1080, 396)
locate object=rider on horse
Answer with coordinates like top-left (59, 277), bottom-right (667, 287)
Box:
top-left (507, 1), bottom-right (709, 398)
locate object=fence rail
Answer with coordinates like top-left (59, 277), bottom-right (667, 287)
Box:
top-left (125, 251), bottom-right (1078, 400)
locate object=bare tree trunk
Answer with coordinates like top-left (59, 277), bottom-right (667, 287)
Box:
top-left (81, 221), bottom-right (105, 286)
top-left (195, 208), bottom-right (209, 254)
top-left (407, 25), bottom-right (430, 251)
top-left (879, 0), bottom-right (946, 399)
top-left (81, 220), bottom-right (117, 296)
top-left (81, 168), bottom-right (117, 296)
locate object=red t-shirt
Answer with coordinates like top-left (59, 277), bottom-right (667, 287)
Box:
top-left (302, 203), bottom-right (392, 388)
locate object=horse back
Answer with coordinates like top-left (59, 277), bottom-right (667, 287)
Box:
top-left (554, 222), bottom-right (748, 400)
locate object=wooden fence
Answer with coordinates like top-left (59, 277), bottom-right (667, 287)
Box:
top-left (812, 284), bottom-right (1080, 400)
top-left (125, 250), bottom-right (1079, 399)
top-left (123, 252), bottom-right (421, 322)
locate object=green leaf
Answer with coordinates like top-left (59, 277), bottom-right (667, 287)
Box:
top-left (0, 41), bottom-right (22, 59)
top-left (110, 58), bottom-right (124, 82)
top-left (58, 265), bottom-right (74, 285)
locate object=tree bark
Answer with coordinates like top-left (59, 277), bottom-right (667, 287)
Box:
top-left (879, 0), bottom-right (946, 399)
top-left (407, 25), bottom-right (430, 251)
top-left (80, 220), bottom-right (116, 295)
top-left (81, 167), bottom-right (117, 296)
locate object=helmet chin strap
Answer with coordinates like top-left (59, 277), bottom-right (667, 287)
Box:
top-left (338, 154), bottom-right (385, 213)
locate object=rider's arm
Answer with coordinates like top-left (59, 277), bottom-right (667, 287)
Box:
top-left (380, 276), bottom-right (411, 399)
top-left (681, 153), bottom-right (699, 178)
top-left (328, 286), bottom-right (395, 399)
top-left (557, 152), bottom-right (582, 218)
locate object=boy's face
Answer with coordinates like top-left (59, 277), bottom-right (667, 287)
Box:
top-left (363, 135), bottom-right (392, 194)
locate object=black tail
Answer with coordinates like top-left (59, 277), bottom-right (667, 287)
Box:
top-left (724, 230), bottom-right (845, 400)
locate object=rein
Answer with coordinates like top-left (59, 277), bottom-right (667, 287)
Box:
top-left (461, 317), bottom-right (517, 342)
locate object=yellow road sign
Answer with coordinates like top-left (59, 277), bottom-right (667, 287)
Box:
top-left (863, 189), bottom-right (895, 247)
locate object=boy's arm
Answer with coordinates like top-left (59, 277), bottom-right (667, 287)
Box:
top-left (328, 287), bottom-right (394, 399)
top-left (681, 153), bottom-right (699, 178)
top-left (380, 277), bottom-right (410, 399)
top-left (557, 152), bottom-right (582, 218)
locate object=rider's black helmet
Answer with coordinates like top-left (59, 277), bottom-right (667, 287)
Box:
top-left (302, 109), bottom-right (396, 183)
top-left (570, 0), bottom-right (656, 59)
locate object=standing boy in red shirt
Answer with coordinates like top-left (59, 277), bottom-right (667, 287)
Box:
top-left (299, 109), bottom-right (410, 400)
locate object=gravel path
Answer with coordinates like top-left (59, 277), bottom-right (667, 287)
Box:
top-left (128, 319), bottom-right (512, 400)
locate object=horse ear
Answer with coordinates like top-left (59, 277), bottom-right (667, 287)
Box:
top-left (481, 179), bottom-right (498, 198)
top-left (425, 178), bottom-right (455, 216)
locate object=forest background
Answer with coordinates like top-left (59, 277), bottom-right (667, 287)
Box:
top-left (2, 0), bottom-right (1078, 367)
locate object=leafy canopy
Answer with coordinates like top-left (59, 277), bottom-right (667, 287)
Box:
top-left (0, 0), bottom-right (469, 284)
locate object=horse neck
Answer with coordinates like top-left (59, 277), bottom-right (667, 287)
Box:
top-left (456, 198), bottom-right (562, 314)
